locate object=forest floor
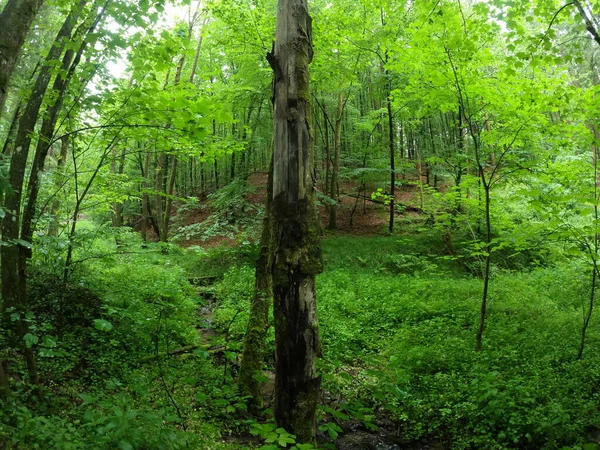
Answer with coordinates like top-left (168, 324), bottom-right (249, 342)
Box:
top-left (163, 173), bottom-right (600, 449)
top-left (174, 172), bottom-right (425, 250)
top-left (167, 173), bottom-right (448, 449)
top-left (7, 174), bottom-right (600, 450)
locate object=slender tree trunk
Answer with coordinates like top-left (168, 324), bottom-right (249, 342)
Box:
top-left (475, 172), bottom-right (491, 352)
top-left (160, 157), bottom-right (178, 242)
top-left (231, 151), bottom-right (236, 181)
top-left (141, 151), bottom-right (151, 242)
top-left (189, 18), bottom-right (207, 84)
top-left (0, 360), bottom-right (8, 396)
top-left (323, 107), bottom-right (330, 198)
top-left (111, 145), bottom-right (126, 227)
top-left (214, 159), bottom-right (219, 190)
top-left (387, 83), bottom-right (395, 234)
top-left (328, 93), bottom-right (343, 230)
top-left (578, 262), bottom-right (597, 360)
top-left (0, 0), bottom-right (46, 117)
top-left (267, 0), bottom-right (322, 442)
top-left (154, 152), bottom-right (165, 237)
top-left (48, 134), bottom-right (70, 237)
top-left (579, 135), bottom-right (600, 359)
top-left (1, 101), bottom-right (22, 155)
top-left (59, 137), bottom-right (116, 337)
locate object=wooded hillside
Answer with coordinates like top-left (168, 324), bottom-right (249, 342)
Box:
top-left (2, 0), bottom-right (600, 449)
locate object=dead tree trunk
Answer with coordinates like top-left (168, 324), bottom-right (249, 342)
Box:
top-left (267, 0), bottom-right (322, 443)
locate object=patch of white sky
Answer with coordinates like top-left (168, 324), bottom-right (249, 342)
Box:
top-left (102, 2), bottom-right (189, 80)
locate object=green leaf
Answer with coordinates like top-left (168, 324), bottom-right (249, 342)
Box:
top-left (94, 319), bottom-right (113, 332)
top-left (23, 333), bottom-right (38, 348)
top-left (118, 440), bottom-right (134, 450)
top-left (42, 336), bottom-right (57, 348)
top-left (79, 394), bottom-right (94, 405)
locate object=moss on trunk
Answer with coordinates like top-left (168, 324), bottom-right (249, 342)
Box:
top-left (268, 0), bottom-right (322, 443)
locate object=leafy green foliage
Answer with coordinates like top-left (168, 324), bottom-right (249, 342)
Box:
top-left (250, 422), bottom-right (316, 449)
top-left (5, 0), bottom-right (600, 448)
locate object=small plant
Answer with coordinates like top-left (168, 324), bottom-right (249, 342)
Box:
top-left (318, 422), bottom-right (343, 440)
top-left (371, 188), bottom-right (394, 205)
top-left (250, 422), bottom-right (316, 449)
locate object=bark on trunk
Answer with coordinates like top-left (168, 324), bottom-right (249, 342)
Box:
top-left (160, 157), bottom-right (177, 242)
top-left (327, 93), bottom-right (343, 230)
top-left (141, 151), bottom-right (151, 242)
top-left (0, 0), bottom-right (46, 117)
top-left (48, 134), bottom-right (70, 237)
top-left (268, 0), bottom-right (322, 443)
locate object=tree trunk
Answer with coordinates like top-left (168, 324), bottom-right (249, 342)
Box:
top-left (111, 145), bottom-right (126, 227)
top-left (475, 168), bottom-right (491, 352)
top-left (386, 83), bottom-right (395, 234)
top-left (0, 0), bottom-right (46, 117)
top-left (154, 152), bottom-right (165, 237)
top-left (322, 106), bottom-right (330, 197)
top-left (189, 18), bottom-right (207, 84)
top-left (48, 134), bottom-right (70, 237)
top-left (328, 93), bottom-right (343, 230)
top-left (141, 151), bottom-right (151, 242)
top-left (578, 133), bottom-right (600, 359)
top-left (574, 0), bottom-right (600, 47)
top-left (160, 157), bottom-right (178, 242)
top-left (267, 0), bottom-right (322, 443)
top-left (1, 101), bottom-right (22, 155)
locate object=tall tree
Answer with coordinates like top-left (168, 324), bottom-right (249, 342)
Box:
top-left (267, 0), bottom-right (322, 443)
top-left (0, 0), bottom-right (46, 116)
top-left (0, 3), bottom-right (85, 388)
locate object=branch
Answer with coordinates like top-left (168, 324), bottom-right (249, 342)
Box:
top-left (574, 0), bottom-right (600, 47)
top-left (49, 123), bottom-right (186, 147)
top-left (544, 2), bottom-right (575, 39)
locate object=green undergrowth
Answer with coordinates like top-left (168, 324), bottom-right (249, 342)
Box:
top-left (321, 233), bottom-right (461, 275)
top-left (210, 234), bottom-right (600, 449)
top-left (1, 227), bottom-right (254, 449)
top-left (4, 226), bottom-right (600, 449)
